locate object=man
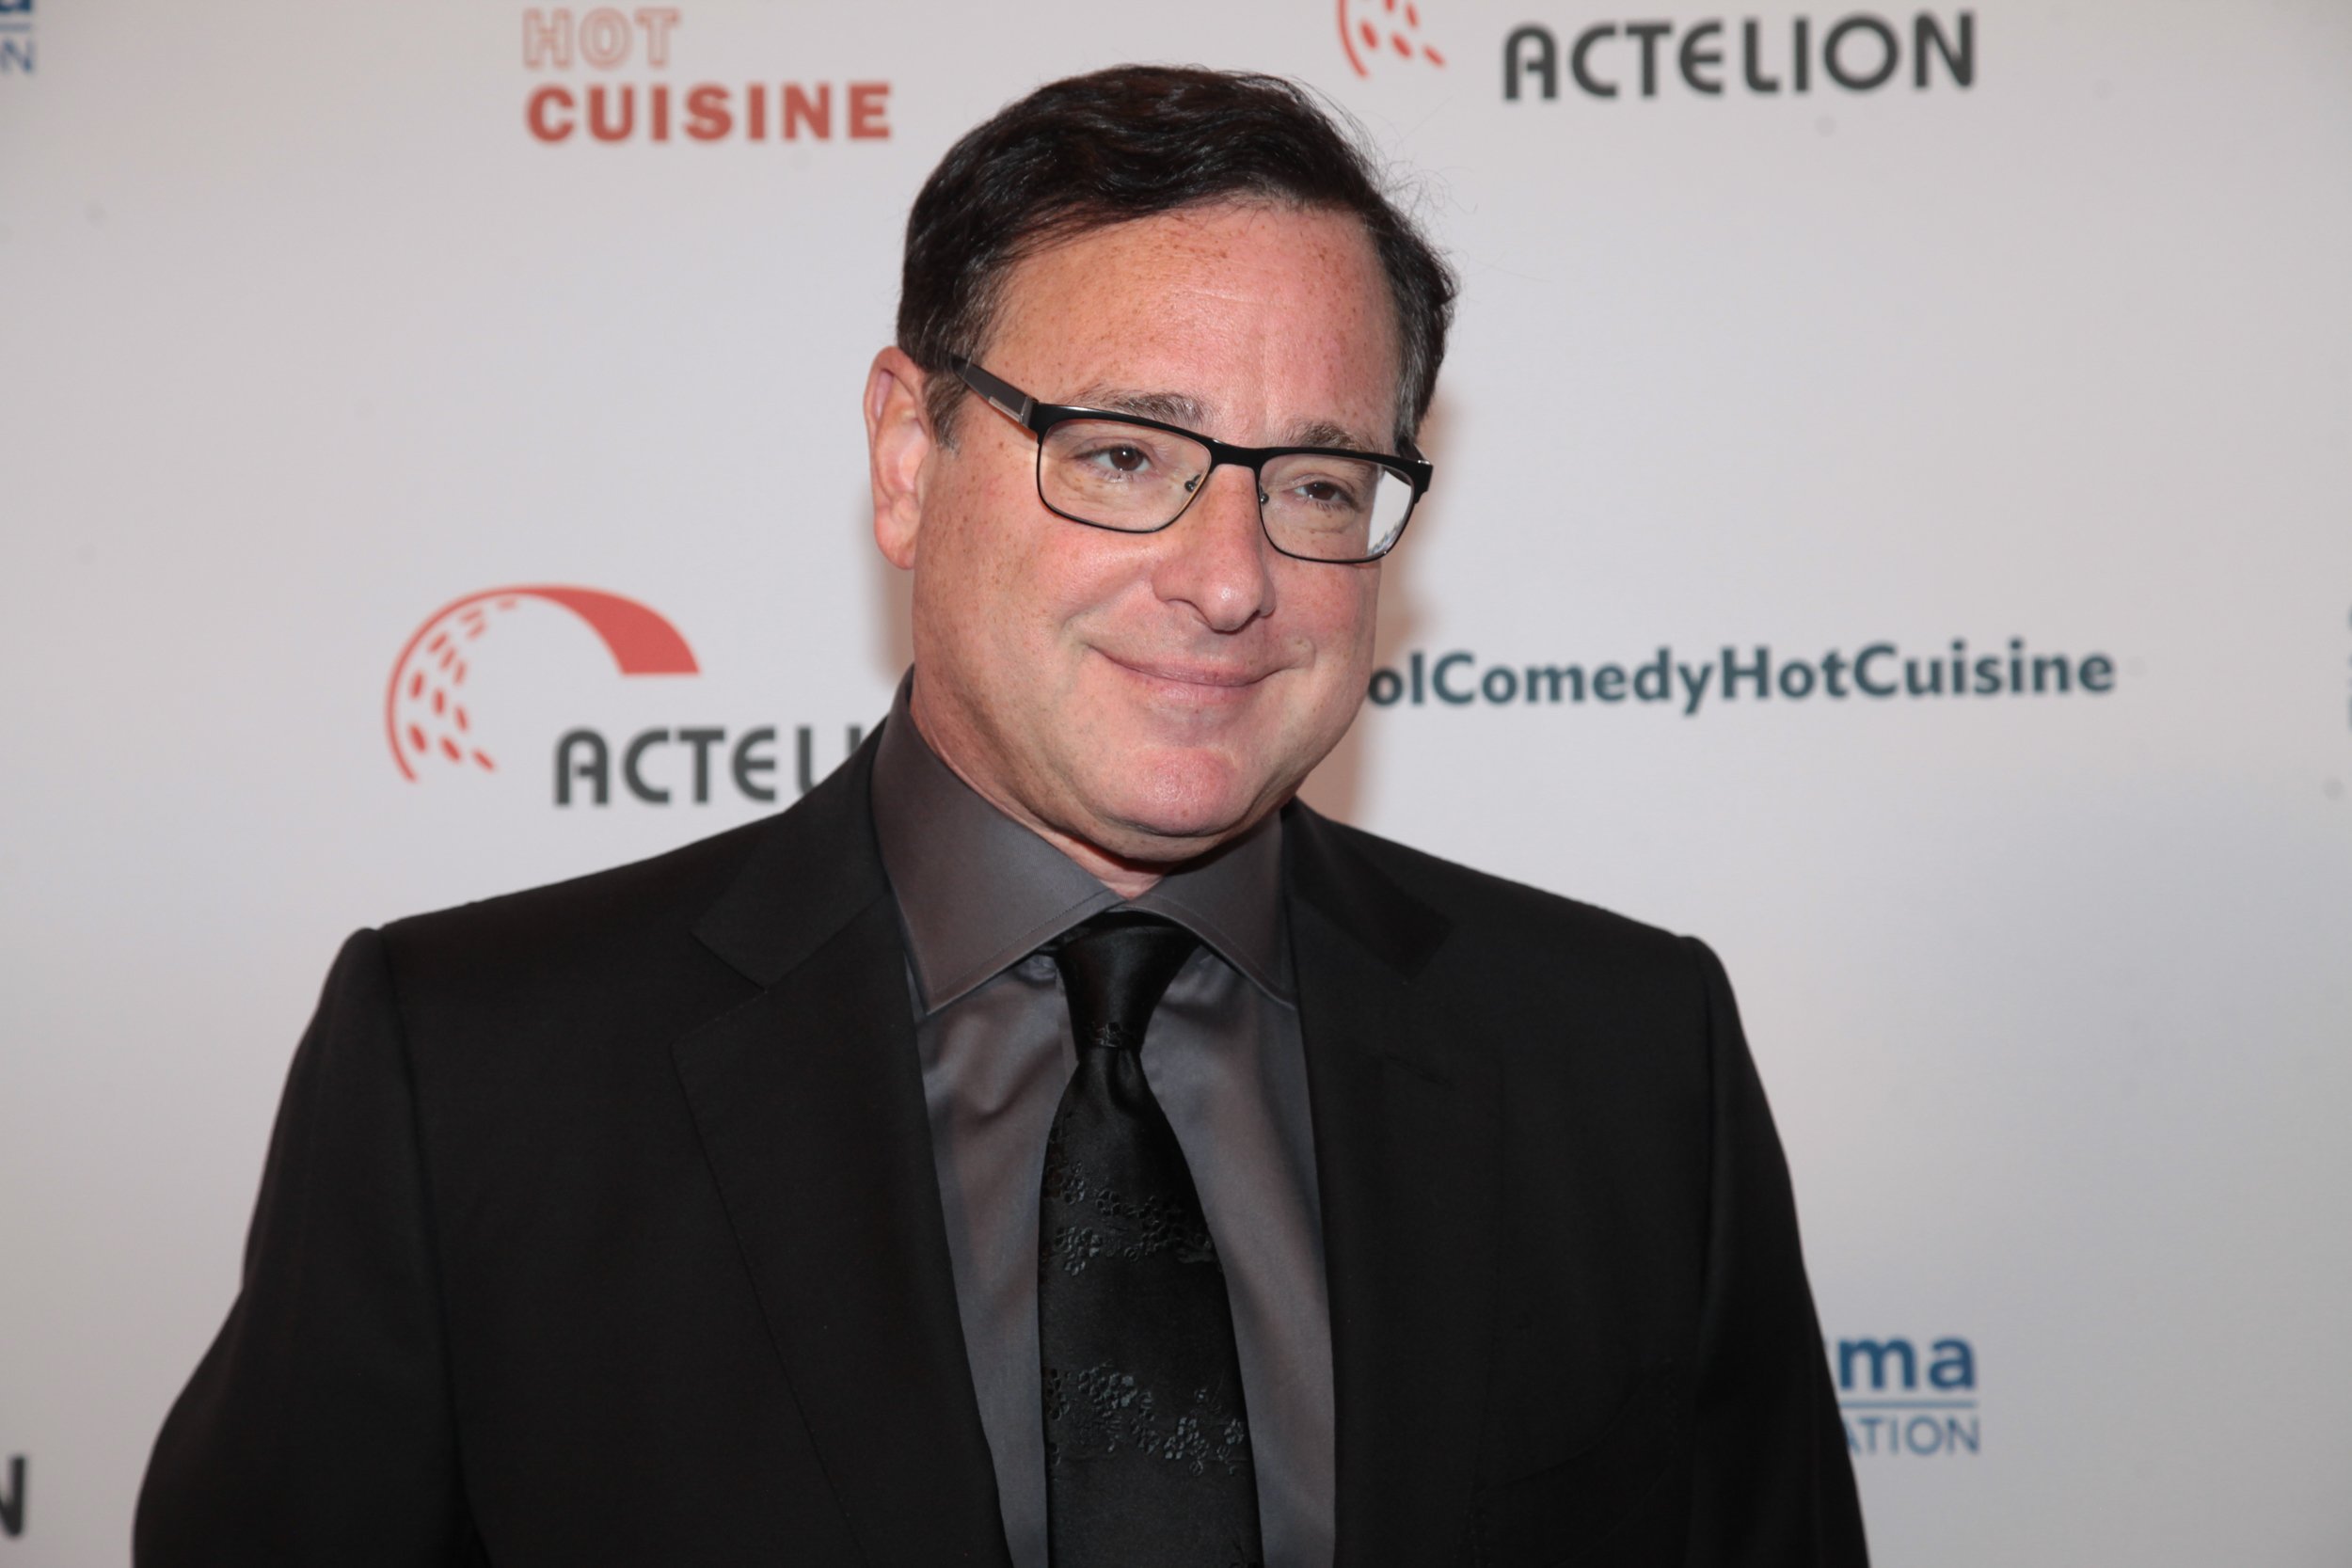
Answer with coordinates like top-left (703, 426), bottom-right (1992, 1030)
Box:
top-left (138, 66), bottom-right (1866, 1566)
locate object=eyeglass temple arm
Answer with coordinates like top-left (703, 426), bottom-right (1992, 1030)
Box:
top-left (950, 356), bottom-right (1036, 426)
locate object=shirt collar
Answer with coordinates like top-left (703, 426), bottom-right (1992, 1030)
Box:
top-left (867, 671), bottom-right (1293, 1015)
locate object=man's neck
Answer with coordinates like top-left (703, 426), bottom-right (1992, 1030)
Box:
top-left (909, 708), bottom-right (1169, 899)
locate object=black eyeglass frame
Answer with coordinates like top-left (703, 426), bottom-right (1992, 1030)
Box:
top-left (950, 355), bottom-right (1431, 565)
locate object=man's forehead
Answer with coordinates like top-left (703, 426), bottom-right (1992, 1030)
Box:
top-left (1060, 383), bottom-right (1374, 452)
top-left (999, 203), bottom-right (1389, 323)
top-left (984, 206), bottom-right (1400, 449)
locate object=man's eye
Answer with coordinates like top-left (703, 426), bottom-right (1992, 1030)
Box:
top-left (1286, 476), bottom-right (1363, 512)
top-left (1074, 443), bottom-right (1154, 476)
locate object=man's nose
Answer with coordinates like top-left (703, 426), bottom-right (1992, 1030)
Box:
top-left (1151, 463), bottom-right (1277, 633)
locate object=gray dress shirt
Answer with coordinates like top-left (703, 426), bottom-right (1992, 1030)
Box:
top-left (867, 675), bottom-right (1335, 1568)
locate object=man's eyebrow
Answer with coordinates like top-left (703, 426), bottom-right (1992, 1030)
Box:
top-left (1284, 419), bottom-right (1375, 451)
top-left (1064, 386), bottom-right (1210, 429)
top-left (1064, 386), bottom-right (1381, 453)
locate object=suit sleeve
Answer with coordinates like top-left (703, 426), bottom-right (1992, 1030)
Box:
top-left (135, 928), bottom-right (476, 1566)
top-left (1678, 937), bottom-right (1868, 1566)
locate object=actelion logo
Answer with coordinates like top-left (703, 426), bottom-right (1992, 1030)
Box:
top-left (1832, 1335), bottom-right (1979, 1458)
top-left (1366, 638), bottom-right (2117, 715)
top-left (555, 722), bottom-right (866, 807)
top-left (1503, 8), bottom-right (1973, 102)
top-left (385, 586), bottom-right (699, 782)
top-left (1338, 0), bottom-right (1447, 76)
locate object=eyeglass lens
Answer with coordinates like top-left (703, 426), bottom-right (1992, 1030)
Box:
top-left (1038, 419), bottom-right (1413, 562)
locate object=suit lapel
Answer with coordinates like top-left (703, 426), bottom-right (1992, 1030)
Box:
top-left (671, 757), bottom-right (1498, 1563)
top-left (1285, 805), bottom-right (1503, 1565)
top-left (675, 737), bottom-right (1012, 1567)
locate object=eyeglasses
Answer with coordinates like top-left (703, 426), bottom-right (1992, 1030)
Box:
top-left (951, 356), bottom-right (1430, 564)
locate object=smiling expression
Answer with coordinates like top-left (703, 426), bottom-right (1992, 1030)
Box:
top-left (868, 200), bottom-right (1402, 886)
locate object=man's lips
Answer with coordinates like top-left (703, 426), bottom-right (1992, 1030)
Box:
top-left (1095, 650), bottom-right (1279, 691)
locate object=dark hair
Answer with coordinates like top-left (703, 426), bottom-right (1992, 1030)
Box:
top-left (898, 65), bottom-right (1454, 451)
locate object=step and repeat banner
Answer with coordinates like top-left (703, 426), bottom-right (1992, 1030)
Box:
top-left (4, 0), bottom-right (2349, 1561)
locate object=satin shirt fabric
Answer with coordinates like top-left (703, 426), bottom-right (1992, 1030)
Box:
top-left (868, 677), bottom-right (1336, 1568)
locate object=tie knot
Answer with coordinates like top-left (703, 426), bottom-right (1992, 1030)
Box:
top-left (1051, 911), bottom-right (1200, 1053)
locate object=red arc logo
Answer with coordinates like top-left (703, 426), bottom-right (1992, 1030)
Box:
top-left (1338, 0), bottom-right (1446, 75)
top-left (385, 585), bottom-right (698, 782)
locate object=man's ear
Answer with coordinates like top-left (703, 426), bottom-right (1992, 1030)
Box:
top-left (866, 347), bottom-right (934, 571)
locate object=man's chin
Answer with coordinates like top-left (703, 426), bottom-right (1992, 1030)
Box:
top-left (1085, 816), bottom-right (1255, 871)
top-left (1077, 765), bottom-right (1288, 867)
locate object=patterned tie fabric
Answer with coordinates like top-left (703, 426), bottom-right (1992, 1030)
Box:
top-left (1037, 911), bottom-right (1264, 1568)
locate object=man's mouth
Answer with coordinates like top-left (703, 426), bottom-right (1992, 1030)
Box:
top-left (1095, 649), bottom-right (1278, 695)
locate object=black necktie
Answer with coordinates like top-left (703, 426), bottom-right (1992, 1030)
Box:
top-left (1038, 911), bottom-right (1264, 1568)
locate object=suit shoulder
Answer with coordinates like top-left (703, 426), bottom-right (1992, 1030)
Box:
top-left (1308, 813), bottom-right (1685, 955)
top-left (373, 814), bottom-right (773, 990)
top-left (1297, 815), bottom-right (1723, 1096)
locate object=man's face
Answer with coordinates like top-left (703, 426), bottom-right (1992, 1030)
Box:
top-left (876, 200), bottom-right (1400, 877)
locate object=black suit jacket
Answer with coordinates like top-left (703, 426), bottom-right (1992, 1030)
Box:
top-left (137, 734), bottom-right (1866, 1566)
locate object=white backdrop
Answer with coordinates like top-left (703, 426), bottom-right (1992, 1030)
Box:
top-left (5, 1), bottom-right (2350, 1561)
